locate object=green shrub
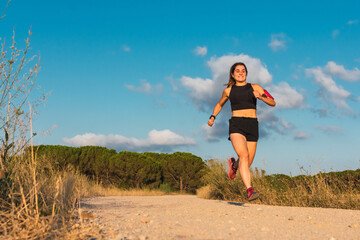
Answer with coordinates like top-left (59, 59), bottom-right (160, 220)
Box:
top-left (159, 183), bottom-right (174, 193)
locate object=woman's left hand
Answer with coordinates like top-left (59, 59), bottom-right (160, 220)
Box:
top-left (208, 118), bottom-right (215, 127)
top-left (252, 85), bottom-right (276, 107)
top-left (253, 91), bottom-right (263, 100)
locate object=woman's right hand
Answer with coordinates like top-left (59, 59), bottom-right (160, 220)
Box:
top-left (208, 118), bottom-right (214, 127)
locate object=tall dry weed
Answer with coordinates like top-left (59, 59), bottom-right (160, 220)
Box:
top-left (0, 5), bottom-right (164, 239)
top-left (1, 148), bottom-right (92, 239)
top-left (1, 148), bottom-right (167, 238)
top-left (199, 159), bottom-right (360, 210)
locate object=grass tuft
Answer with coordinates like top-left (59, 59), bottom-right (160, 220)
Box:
top-left (0, 150), bottom-right (167, 239)
top-left (198, 159), bottom-right (360, 209)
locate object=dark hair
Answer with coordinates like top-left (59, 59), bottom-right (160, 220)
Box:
top-left (226, 62), bottom-right (248, 87)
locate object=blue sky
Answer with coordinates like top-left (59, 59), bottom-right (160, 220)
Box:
top-left (1, 0), bottom-right (359, 175)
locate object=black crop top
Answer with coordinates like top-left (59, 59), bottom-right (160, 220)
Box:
top-left (229, 83), bottom-right (257, 111)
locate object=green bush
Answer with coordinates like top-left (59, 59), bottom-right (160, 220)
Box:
top-left (159, 183), bottom-right (174, 193)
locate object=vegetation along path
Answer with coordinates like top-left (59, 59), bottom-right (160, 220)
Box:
top-left (81, 195), bottom-right (360, 240)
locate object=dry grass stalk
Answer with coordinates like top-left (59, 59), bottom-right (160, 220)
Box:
top-left (1, 149), bottom-right (168, 239)
top-left (199, 159), bottom-right (360, 210)
top-left (1, 158), bottom-right (103, 239)
top-left (196, 185), bottom-right (215, 199)
top-left (0, 12), bottom-right (113, 239)
top-left (83, 182), bottom-right (167, 198)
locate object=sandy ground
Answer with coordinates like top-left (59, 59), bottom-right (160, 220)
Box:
top-left (81, 195), bottom-right (360, 240)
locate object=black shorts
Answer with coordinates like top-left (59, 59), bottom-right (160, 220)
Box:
top-left (228, 117), bottom-right (259, 142)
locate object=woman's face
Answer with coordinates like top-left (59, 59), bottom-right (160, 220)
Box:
top-left (232, 65), bottom-right (247, 82)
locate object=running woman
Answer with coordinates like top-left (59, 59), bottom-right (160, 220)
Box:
top-left (207, 62), bottom-right (276, 201)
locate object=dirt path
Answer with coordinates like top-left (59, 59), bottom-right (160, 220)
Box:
top-left (81, 195), bottom-right (360, 240)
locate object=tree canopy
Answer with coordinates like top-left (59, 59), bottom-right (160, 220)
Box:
top-left (35, 145), bottom-right (207, 193)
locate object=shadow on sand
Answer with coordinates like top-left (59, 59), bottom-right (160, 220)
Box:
top-left (227, 202), bottom-right (246, 207)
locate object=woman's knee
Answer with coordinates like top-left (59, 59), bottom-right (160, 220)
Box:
top-left (238, 152), bottom-right (249, 162)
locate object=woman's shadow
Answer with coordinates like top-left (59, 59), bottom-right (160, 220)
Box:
top-left (227, 201), bottom-right (246, 207)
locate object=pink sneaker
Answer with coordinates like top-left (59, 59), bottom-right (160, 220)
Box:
top-left (247, 187), bottom-right (259, 201)
top-left (228, 158), bottom-right (238, 180)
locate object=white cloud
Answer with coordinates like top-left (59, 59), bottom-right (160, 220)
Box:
top-left (180, 53), bottom-right (306, 139)
top-left (62, 129), bottom-right (196, 152)
top-left (180, 54), bottom-right (272, 112)
top-left (208, 54), bottom-right (273, 85)
top-left (180, 76), bottom-right (216, 111)
top-left (257, 108), bottom-right (294, 137)
top-left (306, 61), bottom-right (360, 113)
top-left (181, 53), bottom-right (304, 112)
top-left (194, 46), bottom-right (207, 56)
top-left (203, 108), bottom-right (296, 141)
top-left (125, 79), bottom-right (163, 94)
top-left (332, 29), bottom-right (340, 39)
top-left (348, 19), bottom-right (359, 25)
top-left (268, 33), bottom-right (287, 52)
top-left (201, 120), bottom-right (228, 142)
top-left (311, 107), bottom-right (331, 118)
top-left (315, 126), bottom-right (343, 135)
top-left (166, 75), bottom-right (181, 93)
top-left (269, 82), bottom-right (305, 109)
top-left (294, 130), bottom-right (310, 140)
top-left (122, 45), bottom-right (131, 52)
top-left (324, 61), bottom-right (360, 82)
top-left (306, 67), bottom-right (351, 109)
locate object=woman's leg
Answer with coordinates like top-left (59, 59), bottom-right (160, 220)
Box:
top-left (246, 141), bottom-right (257, 167)
top-left (230, 133), bottom-right (251, 189)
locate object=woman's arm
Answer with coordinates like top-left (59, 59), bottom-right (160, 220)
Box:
top-left (208, 88), bottom-right (230, 127)
top-left (252, 84), bottom-right (276, 107)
